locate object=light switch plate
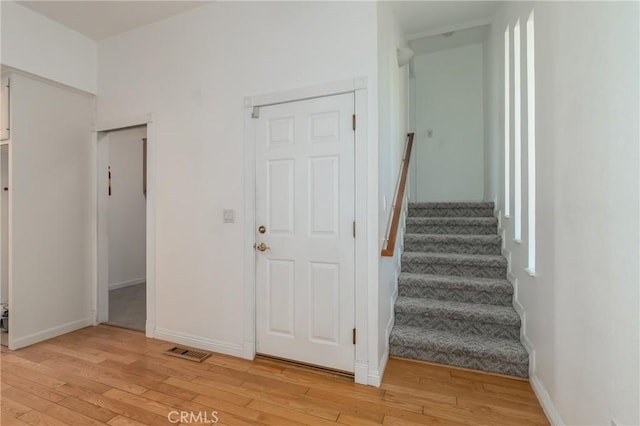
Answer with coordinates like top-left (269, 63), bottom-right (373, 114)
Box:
top-left (223, 209), bottom-right (234, 223)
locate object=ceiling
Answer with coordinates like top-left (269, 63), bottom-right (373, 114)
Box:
top-left (17, 1), bottom-right (500, 43)
top-left (389, 1), bottom-right (501, 39)
top-left (409, 25), bottom-right (490, 56)
top-left (17, 1), bottom-right (209, 40)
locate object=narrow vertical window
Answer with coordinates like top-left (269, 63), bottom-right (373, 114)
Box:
top-left (526, 11), bottom-right (536, 273)
top-left (504, 27), bottom-right (510, 217)
top-left (514, 20), bottom-right (522, 241)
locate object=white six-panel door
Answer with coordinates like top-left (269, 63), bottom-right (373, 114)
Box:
top-left (255, 93), bottom-right (355, 372)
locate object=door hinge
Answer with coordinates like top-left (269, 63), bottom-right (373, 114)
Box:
top-left (352, 114), bottom-right (356, 131)
top-left (352, 221), bottom-right (356, 238)
top-left (352, 328), bottom-right (356, 345)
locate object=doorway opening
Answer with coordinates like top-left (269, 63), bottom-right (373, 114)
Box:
top-left (98, 125), bottom-right (147, 331)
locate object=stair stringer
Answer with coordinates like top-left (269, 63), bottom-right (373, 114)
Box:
top-left (377, 182), bottom-right (411, 386)
top-left (495, 202), bottom-right (534, 378)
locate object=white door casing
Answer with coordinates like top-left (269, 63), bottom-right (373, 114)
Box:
top-left (255, 93), bottom-right (355, 373)
top-left (95, 115), bottom-right (157, 338)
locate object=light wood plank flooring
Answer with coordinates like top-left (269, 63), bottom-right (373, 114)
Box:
top-left (0, 325), bottom-right (549, 425)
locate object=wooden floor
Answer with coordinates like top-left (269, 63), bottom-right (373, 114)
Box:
top-left (0, 325), bottom-right (549, 426)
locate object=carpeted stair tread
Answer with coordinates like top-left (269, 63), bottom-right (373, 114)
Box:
top-left (408, 202), bottom-right (495, 218)
top-left (390, 325), bottom-right (528, 364)
top-left (398, 273), bottom-right (513, 306)
top-left (404, 234), bottom-right (501, 255)
top-left (406, 217), bottom-right (498, 236)
top-left (395, 297), bottom-right (520, 326)
top-left (402, 252), bottom-right (507, 278)
top-left (389, 325), bottom-right (529, 377)
top-left (409, 202), bottom-right (495, 209)
top-left (399, 273), bottom-right (512, 293)
top-left (405, 234), bottom-right (501, 243)
top-left (407, 217), bottom-right (498, 226)
top-left (402, 252), bottom-right (507, 267)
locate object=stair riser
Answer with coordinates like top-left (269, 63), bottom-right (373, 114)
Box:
top-left (394, 314), bottom-right (520, 340)
top-left (408, 208), bottom-right (494, 218)
top-left (389, 346), bottom-right (528, 378)
top-left (402, 262), bottom-right (506, 279)
top-left (404, 240), bottom-right (501, 255)
top-left (398, 284), bottom-right (512, 306)
top-left (406, 224), bottom-right (497, 235)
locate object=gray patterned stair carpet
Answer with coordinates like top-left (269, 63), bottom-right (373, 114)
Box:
top-left (390, 201), bottom-right (529, 378)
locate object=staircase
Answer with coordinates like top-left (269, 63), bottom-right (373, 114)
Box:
top-left (389, 201), bottom-right (529, 378)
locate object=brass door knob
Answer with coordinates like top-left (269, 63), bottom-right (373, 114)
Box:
top-left (258, 225), bottom-right (266, 234)
top-left (256, 242), bottom-right (269, 252)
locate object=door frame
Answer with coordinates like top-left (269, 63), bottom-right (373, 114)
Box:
top-left (243, 78), bottom-right (371, 384)
top-left (94, 114), bottom-right (157, 337)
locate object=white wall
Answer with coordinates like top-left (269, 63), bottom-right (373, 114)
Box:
top-left (0, 146), bottom-right (7, 304)
top-left (488, 2), bottom-right (640, 424)
top-left (376, 1), bottom-right (409, 384)
top-left (9, 73), bottom-right (95, 349)
top-left (483, 25), bottom-right (499, 203)
top-left (97, 1), bottom-right (379, 377)
top-left (107, 127), bottom-right (146, 289)
top-left (0, 1), bottom-right (97, 94)
top-left (408, 76), bottom-right (418, 203)
top-left (413, 43), bottom-right (485, 202)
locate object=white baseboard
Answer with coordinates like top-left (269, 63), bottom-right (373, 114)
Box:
top-left (513, 298), bottom-right (524, 316)
top-left (520, 333), bottom-right (533, 354)
top-left (10, 317), bottom-right (93, 350)
top-left (354, 361), bottom-right (369, 385)
top-left (506, 268), bottom-right (526, 333)
top-left (369, 320), bottom-right (394, 387)
top-left (153, 328), bottom-right (244, 358)
top-left (242, 341), bottom-right (255, 360)
top-left (530, 373), bottom-right (565, 426)
top-left (367, 361), bottom-right (385, 387)
top-left (145, 321), bottom-right (155, 338)
top-left (369, 291), bottom-right (398, 388)
top-left (109, 278), bottom-right (146, 291)
top-left (520, 332), bottom-right (535, 377)
top-left (368, 356), bottom-right (390, 387)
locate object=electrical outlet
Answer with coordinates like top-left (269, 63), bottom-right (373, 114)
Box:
top-left (223, 209), bottom-right (234, 223)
